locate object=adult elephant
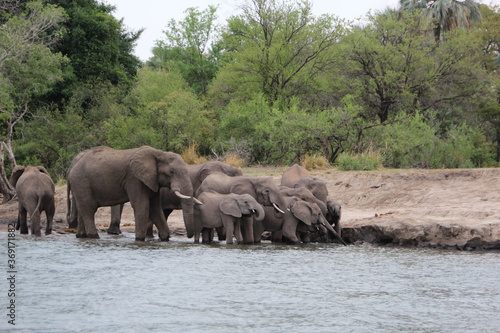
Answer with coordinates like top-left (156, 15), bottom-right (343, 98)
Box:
top-left (105, 161), bottom-right (242, 235)
top-left (194, 192), bottom-right (264, 244)
top-left (67, 146), bottom-right (196, 241)
top-left (196, 173), bottom-right (286, 243)
top-left (280, 164), bottom-right (342, 241)
top-left (11, 166), bottom-right (55, 236)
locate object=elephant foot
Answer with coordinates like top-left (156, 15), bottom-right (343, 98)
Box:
top-left (68, 223), bottom-right (78, 229)
top-left (45, 229), bottom-right (52, 235)
top-left (76, 233), bottom-right (99, 239)
top-left (106, 227), bottom-right (122, 235)
top-left (135, 237), bottom-right (146, 242)
top-left (159, 235), bottom-right (170, 242)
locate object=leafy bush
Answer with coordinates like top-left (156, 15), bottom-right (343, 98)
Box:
top-left (375, 113), bottom-right (437, 168)
top-left (429, 125), bottom-right (496, 168)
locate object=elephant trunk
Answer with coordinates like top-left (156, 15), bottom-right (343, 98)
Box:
top-left (170, 175), bottom-right (196, 238)
top-left (320, 216), bottom-right (347, 246)
top-left (180, 197), bottom-right (195, 238)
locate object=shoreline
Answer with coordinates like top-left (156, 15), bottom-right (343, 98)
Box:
top-left (1, 167), bottom-right (499, 250)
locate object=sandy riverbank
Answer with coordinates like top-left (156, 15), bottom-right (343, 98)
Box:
top-left (1, 167), bottom-right (499, 250)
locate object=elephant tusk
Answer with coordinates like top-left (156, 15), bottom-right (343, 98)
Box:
top-left (272, 203), bottom-right (285, 214)
top-left (174, 190), bottom-right (191, 199)
top-left (174, 191), bottom-right (203, 205)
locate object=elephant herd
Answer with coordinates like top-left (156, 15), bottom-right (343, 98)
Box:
top-left (10, 146), bottom-right (346, 245)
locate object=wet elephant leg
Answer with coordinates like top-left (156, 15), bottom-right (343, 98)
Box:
top-left (107, 204), bottom-right (124, 234)
top-left (149, 196), bottom-right (169, 241)
top-left (18, 208), bottom-right (28, 234)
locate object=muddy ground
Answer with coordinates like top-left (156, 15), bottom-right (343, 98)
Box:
top-left (1, 167), bottom-right (499, 250)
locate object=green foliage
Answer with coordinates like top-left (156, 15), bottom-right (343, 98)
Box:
top-left (376, 113), bottom-right (437, 168)
top-left (4, 0), bottom-right (500, 180)
top-left (50, 0), bottom-right (142, 86)
top-left (149, 6), bottom-right (221, 95)
top-left (429, 125), bottom-right (496, 168)
top-left (216, 0), bottom-right (348, 108)
top-left (103, 68), bottom-right (215, 153)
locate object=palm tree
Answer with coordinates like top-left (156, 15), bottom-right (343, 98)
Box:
top-left (400, 0), bottom-right (482, 44)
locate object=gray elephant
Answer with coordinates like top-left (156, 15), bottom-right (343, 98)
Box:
top-left (280, 164), bottom-right (343, 241)
top-left (11, 165), bottom-right (55, 236)
top-left (196, 173), bottom-right (286, 243)
top-left (254, 196), bottom-right (346, 245)
top-left (195, 191), bottom-right (265, 244)
top-left (67, 146), bottom-right (196, 241)
top-left (104, 161), bottom-right (242, 236)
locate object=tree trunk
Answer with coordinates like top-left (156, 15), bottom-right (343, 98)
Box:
top-left (0, 143), bottom-right (16, 202)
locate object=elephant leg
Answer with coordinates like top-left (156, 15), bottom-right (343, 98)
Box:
top-left (201, 228), bottom-right (212, 243)
top-left (271, 230), bottom-right (283, 243)
top-left (148, 196), bottom-right (169, 241)
top-left (224, 221), bottom-right (235, 245)
top-left (68, 197), bottom-right (78, 229)
top-left (107, 204), bottom-right (124, 235)
top-left (75, 202), bottom-right (99, 239)
top-left (45, 204), bottom-right (55, 235)
top-left (215, 227), bottom-right (226, 241)
top-left (253, 221), bottom-right (264, 244)
top-left (18, 208), bottom-right (28, 234)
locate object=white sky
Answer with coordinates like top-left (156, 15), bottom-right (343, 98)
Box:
top-left (103, 0), bottom-right (498, 61)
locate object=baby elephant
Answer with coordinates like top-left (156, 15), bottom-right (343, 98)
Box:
top-left (195, 192), bottom-right (265, 244)
top-left (11, 165), bottom-right (56, 236)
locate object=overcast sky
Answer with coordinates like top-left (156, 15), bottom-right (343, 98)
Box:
top-left (103, 0), bottom-right (495, 61)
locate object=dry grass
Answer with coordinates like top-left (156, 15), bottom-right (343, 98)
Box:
top-left (181, 145), bottom-right (207, 164)
top-left (301, 153), bottom-right (330, 171)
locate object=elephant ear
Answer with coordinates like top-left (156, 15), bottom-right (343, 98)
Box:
top-left (198, 167), bottom-right (214, 184)
top-left (220, 197), bottom-right (242, 218)
top-left (10, 165), bottom-right (26, 187)
top-left (36, 166), bottom-right (50, 176)
top-left (130, 147), bottom-right (160, 192)
top-left (291, 200), bottom-right (313, 225)
top-left (231, 178), bottom-right (256, 197)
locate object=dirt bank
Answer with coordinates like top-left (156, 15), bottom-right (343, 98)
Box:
top-left (1, 167), bottom-right (499, 250)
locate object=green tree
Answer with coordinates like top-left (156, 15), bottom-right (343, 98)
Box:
top-left (344, 9), bottom-right (488, 124)
top-left (400, 0), bottom-right (482, 44)
top-left (211, 0), bottom-right (347, 108)
top-left (0, 0), bottom-right (67, 201)
top-left (149, 6), bottom-right (221, 95)
top-left (104, 68), bottom-right (215, 153)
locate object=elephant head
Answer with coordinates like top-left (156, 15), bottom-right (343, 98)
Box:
top-left (230, 176), bottom-right (286, 218)
top-left (11, 165), bottom-right (50, 187)
top-left (293, 176), bottom-right (329, 203)
top-left (220, 193), bottom-right (265, 222)
top-left (194, 161), bottom-right (243, 192)
top-left (279, 186), bottom-right (328, 214)
top-left (284, 198), bottom-right (346, 245)
top-left (130, 148), bottom-right (197, 238)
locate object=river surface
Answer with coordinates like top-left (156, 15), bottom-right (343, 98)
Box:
top-left (1, 231), bottom-right (500, 333)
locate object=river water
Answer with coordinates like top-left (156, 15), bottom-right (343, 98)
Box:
top-left (1, 231), bottom-right (500, 333)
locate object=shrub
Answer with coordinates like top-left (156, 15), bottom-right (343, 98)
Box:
top-left (301, 153), bottom-right (329, 170)
top-left (223, 153), bottom-right (246, 168)
top-left (336, 151), bottom-right (382, 171)
top-left (181, 144), bottom-right (207, 164)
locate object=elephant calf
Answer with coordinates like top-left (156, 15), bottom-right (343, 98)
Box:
top-left (194, 192), bottom-right (265, 244)
top-left (11, 166), bottom-right (56, 236)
